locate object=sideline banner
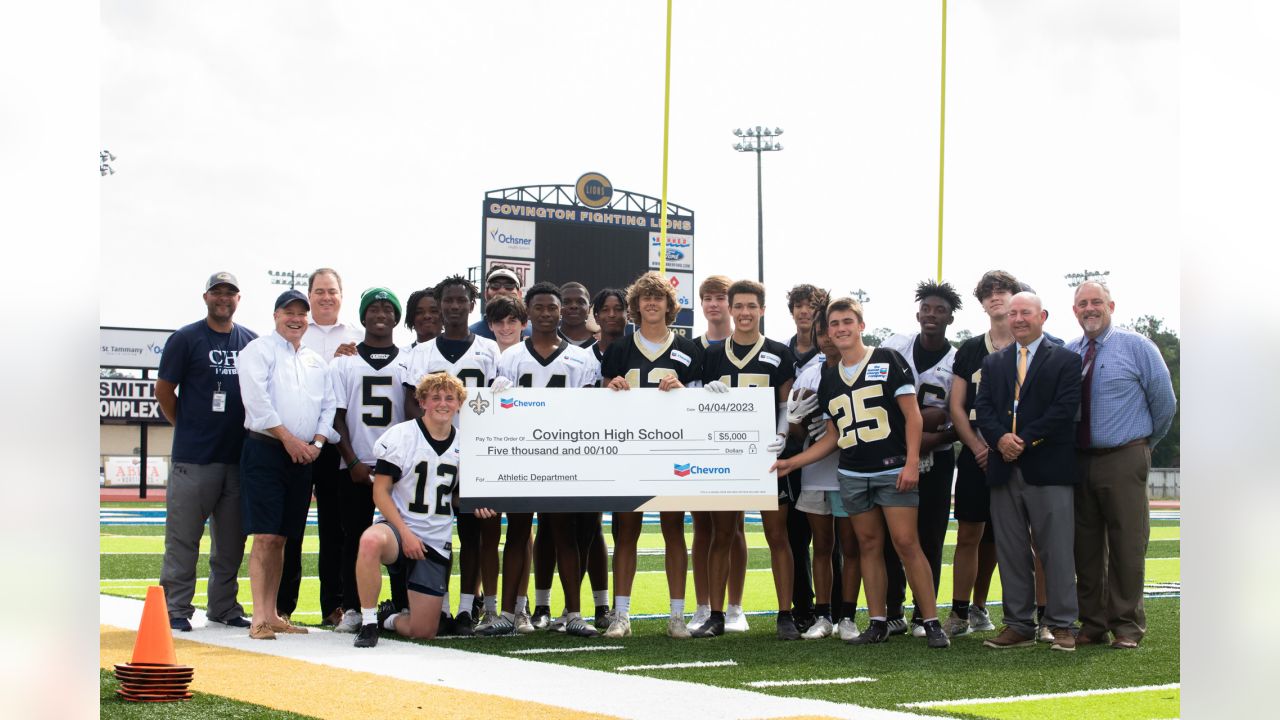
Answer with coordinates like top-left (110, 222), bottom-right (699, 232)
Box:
top-left (457, 387), bottom-right (777, 512)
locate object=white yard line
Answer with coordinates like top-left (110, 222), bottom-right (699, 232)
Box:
top-left (746, 677), bottom-right (877, 688)
top-left (617, 660), bottom-right (737, 671)
top-left (101, 594), bottom-right (927, 720)
top-left (900, 683), bottom-right (1180, 708)
top-left (506, 646), bottom-right (627, 655)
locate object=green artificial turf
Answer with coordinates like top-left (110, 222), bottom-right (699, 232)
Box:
top-left (100, 669), bottom-right (316, 719)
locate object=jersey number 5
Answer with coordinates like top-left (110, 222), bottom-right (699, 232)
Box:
top-left (408, 462), bottom-right (458, 516)
top-left (828, 385), bottom-right (891, 449)
top-left (362, 376), bottom-right (394, 427)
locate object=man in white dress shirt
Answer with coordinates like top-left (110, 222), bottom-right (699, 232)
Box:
top-left (238, 289), bottom-right (337, 639)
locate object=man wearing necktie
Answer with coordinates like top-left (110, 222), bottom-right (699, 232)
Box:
top-left (974, 292), bottom-right (1083, 651)
top-left (1068, 282), bottom-right (1176, 649)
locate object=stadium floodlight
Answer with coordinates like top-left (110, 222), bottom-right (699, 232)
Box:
top-left (732, 124), bottom-right (785, 330)
top-left (268, 268), bottom-right (311, 289)
top-left (774, 127), bottom-right (783, 135)
top-left (733, 128), bottom-right (743, 136)
top-left (1064, 269), bottom-right (1111, 287)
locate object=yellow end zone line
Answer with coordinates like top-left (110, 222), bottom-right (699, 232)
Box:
top-left (100, 624), bottom-right (617, 720)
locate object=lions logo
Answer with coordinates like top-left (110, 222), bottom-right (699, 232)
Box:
top-left (468, 395), bottom-right (490, 415)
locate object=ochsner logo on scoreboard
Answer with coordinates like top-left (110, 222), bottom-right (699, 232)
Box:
top-left (485, 218), bottom-right (536, 259)
top-left (648, 232), bottom-right (693, 271)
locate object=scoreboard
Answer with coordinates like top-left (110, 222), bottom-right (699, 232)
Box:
top-left (482, 174), bottom-right (696, 335)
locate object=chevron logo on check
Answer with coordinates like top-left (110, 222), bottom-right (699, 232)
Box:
top-left (673, 463), bottom-right (692, 477)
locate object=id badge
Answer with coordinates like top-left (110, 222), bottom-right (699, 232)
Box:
top-left (212, 391), bottom-right (227, 413)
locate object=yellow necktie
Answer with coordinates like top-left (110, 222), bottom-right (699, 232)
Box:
top-left (1013, 346), bottom-right (1027, 432)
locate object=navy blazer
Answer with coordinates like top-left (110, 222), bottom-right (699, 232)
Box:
top-left (973, 337), bottom-right (1082, 487)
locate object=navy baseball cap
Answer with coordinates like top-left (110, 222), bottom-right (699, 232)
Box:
top-left (274, 289), bottom-right (310, 311)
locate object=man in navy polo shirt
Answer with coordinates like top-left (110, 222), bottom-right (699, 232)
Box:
top-left (156, 272), bottom-right (258, 631)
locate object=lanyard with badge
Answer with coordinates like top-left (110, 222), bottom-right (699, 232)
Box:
top-left (207, 325), bottom-right (230, 413)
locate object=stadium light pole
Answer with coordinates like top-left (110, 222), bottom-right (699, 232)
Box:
top-left (100, 149), bottom-right (116, 176)
top-left (1064, 269), bottom-right (1111, 288)
top-left (268, 269), bottom-right (310, 290)
top-left (734, 126), bottom-right (782, 333)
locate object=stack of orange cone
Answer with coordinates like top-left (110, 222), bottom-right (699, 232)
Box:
top-left (113, 586), bottom-right (195, 702)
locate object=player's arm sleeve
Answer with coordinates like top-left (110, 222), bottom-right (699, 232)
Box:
top-left (238, 341), bottom-right (282, 432)
top-left (889, 349), bottom-right (917, 397)
top-left (373, 433), bottom-right (405, 481)
top-left (599, 344), bottom-right (619, 382)
top-left (1141, 338), bottom-right (1177, 447)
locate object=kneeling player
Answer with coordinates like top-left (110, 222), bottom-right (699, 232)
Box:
top-left (353, 372), bottom-right (494, 647)
top-left (772, 298), bottom-right (949, 649)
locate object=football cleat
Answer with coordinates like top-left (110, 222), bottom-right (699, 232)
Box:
top-left (923, 619), bottom-right (950, 649)
top-left (549, 614), bottom-right (568, 633)
top-left (885, 617), bottom-right (909, 636)
top-left (354, 623), bottom-right (380, 648)
top-left (667, 615), bottom-right (692, 639)
top-left (377, 599), bottom-right (397, 629)
top-left (687, 605), bottom-right (711, 634)
top-left (942, 614), bottom-right (971, 638)
top-left (475, 613), bottom-right (515, 637)
top-left (594, 605), bottom-right (612, 630)
top-left (691, 613), bottom-right (724, 638)
top-left (514, 612), bottom-right (535, 635)
top-left (454, 611), bottom-right (475, 637)
top-left (836, 617), bottom-right (861, 641)
top-left (801, 616), bottom-right (833, 640)
top-left (724, 607), bottom-right (750, 633)
top-left (912, 622), bottom-right (927, 638)
top-left (848, 619), bottom-right (890, 645)
top-left (565, 616), bottom-right (600, 638)
top-left (531, 605), bottom-right (552, 630)
top-left (604, 615), bottom-right (632, 638)
top-left (334, 609), bottom-right (363, 634)
top-left (969, 606), bottom-right (996, 632)
top-left (792, 607), bottom-right (817, 634)
top-left (776, 614), bottom-right (801, 640)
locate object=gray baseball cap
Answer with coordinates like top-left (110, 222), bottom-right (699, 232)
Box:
top-left (206, 271), bottom-right (240, 292)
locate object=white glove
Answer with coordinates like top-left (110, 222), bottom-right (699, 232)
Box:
top-left (785, 390), bottom-right (820, 426)
top-left (807, 416), bottom-right (827, 442)
top-left (705, 380), bottom-right (730, 394)
top-left (489, 376), bottom-right (513, 393)
top-left (767, 433), bottom-right (786, 455)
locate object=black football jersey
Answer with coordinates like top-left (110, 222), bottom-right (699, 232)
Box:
top-left (600, 331), bottom-right (702, 387)
top-left (817, 346), bottom-right (917, 473)
top-left (952, 332), bottom-right (1000, 421)
top-left (701, 336), bottom-right (795, 410)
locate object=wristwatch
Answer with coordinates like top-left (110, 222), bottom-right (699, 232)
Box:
top-left (313, 439), bottom-right (325, 449)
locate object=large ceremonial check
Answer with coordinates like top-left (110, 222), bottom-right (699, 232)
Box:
top-left (457, 387), bottom-right (778, 512)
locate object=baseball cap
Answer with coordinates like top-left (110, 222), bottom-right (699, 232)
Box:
top-left (1018, 282), bottom-right (1036, 294)
top-left (359, 287), bottom-right (403, 324)
top-left (274, 289), bottom-right (310, 311)
top-left (205, 271), bottom-right (239, 292)
top-left (486, 267), bottom-right (520, 285)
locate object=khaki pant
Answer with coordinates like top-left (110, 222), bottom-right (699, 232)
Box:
top-left (1074, 444), bottom-right (1151, 641)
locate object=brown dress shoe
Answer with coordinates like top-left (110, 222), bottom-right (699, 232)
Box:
top-left (1075, 632), bottom-right (1108, 646)
top-left (1050, 628), bottom-right (1076, 652)
top-left (324, 608), bottom-right (344, 626)
top-left (983, 626), bottom-right (1035, 649)
top-left (268, 619), bottom-right (310, 634)
top-left (249, 622), bottom-right (277, 640)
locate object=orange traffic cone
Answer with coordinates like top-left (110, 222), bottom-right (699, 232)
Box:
top-left (131, 585), bottom-right (177, 665)
top-left (114, 585), bottom-right (194, 702)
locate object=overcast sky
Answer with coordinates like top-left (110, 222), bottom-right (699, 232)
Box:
top-left (100, 0), bottom-right (1177, 344)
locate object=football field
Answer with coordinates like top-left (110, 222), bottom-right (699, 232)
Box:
top-left (100, 505), bottom-right (1180, 719)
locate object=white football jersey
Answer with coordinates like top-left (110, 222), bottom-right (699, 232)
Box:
top-left (328, 346), bottom-right (405, 467)
top-left (373, 419), bottom-right (461, 557)
top-left (496, 339), bottom-right (600, 388)
top-left (793, 362), bottom-right (838, 492)
top-left (397, 335), bottom-right (501, 391)
top-left (881, 333), bottom-right (955, 410)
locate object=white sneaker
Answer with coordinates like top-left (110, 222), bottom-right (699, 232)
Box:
top-left (724, 606), bottom-right (749, 633)
top-left (969, 606), bottom-right (996, 632)
top-left (911, 623), bottom-right (927, 638)
top-left (687, 605), bottom-right (711, 633)
top-left (801, 616), bottom-right (833, 640)
top-left (1037, 623), bottom-right (1054, 643)
top-left (334, 609), bottom-right (362, 633)
top-left (549, 614), bottom-right (568, 633)
top-left (514, 612), bottom-right (535, 635)
top-left (667, 615), bottom-right (692, 639)
top-left (604, 614), bottom-right (632, 638)
top-left (836, 617), bottom-right (861, 641)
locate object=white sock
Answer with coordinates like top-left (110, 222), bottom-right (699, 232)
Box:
top-left (727, 603), bottom-right (742, 616)
top-left (615, 595), bottom-right (631, 616)
top-left (361, 607), bottom-right (378, 626)
top-left (515, 595), bottom-right (528, 614)
top-left (502, 610), bottom-right (516, 622)
top-left (441, 592), bottom-right (452, 617)
top-left (593, 590), bottom-right (609, 607)
top-left (870, 615), bottom-right (886, 622)
top-left (535, 588), bottom-right (551, 607)
top-left (484, 595), bottom-right (497, 614)
top-left (384, 611), bottom-right (402, 631)
top-left (670, 599), bottom-right (685, 618)
top-left (923, 617), bottom-right (938, 624)
top-left (459, 593), bottom-right (475, 617)
top-left (567, 611), bottom-right (582, 621)
top-left (696, 603), bottom-right (711, 615)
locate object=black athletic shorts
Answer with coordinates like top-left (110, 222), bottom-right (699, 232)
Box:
top-left (952, 447), bottom-right (991, 525)
top-left (778, 470), bottom-right (802, 507)
top-left (381, 520), bottom-right (450, 597)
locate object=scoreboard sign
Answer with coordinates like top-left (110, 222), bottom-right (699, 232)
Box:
top-left (100, 378), bottom-right (166, 424)
top-left (483, 176), bottom-right (696, 336)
